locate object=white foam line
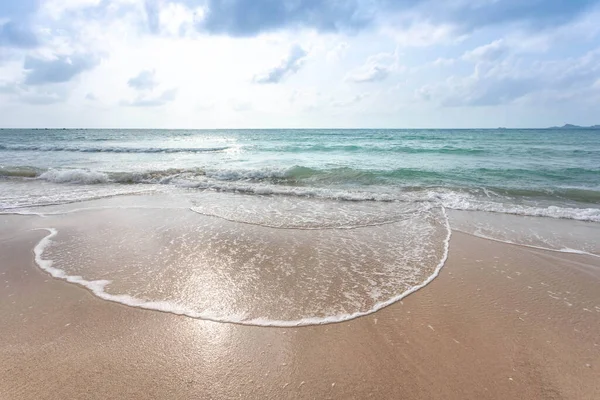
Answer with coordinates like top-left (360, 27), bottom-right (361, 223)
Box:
top-left (0, 210), bottom-right (49, 217)
top-left (0, 190), bottom-right (157, 213)
top-left (32, 210), bottom-right (452, 327)
top-left (454, 229), bottom-right (600, 259)
top-left (3, 205), bottom-right (188, 217)
top-left (188, 207), bottom-right (417, 231)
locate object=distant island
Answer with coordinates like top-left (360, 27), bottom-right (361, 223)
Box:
top-left (548, 124), bottom-right (600, 129)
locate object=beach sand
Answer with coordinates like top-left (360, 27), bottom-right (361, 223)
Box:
top-left (1, 226), bottom-right (599, 399)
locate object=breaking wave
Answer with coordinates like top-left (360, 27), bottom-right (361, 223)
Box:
top-left (0, 144), bottom-right (231, 153)
top-left (1, 165), bottom-right (599, 222)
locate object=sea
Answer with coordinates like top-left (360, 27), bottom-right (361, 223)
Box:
top-left (1, 128), bottom-right (599, 326)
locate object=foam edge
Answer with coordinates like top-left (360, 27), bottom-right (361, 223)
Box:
top-left (32, 211), bottom-right (452, 327)
top-left (454, 229), bottom-right (600, 259)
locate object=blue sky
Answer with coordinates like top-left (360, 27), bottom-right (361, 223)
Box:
top-left (1, 0), bottom-right (599, 128)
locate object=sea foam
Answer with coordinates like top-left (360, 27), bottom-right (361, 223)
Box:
top-left (0, 144), bottom-right (230, 153)
top-left (31, 206), bottom-right (452, 327)
top-left (1, 162), bottom-right (598, 222)
top-left (39, 169), bottom-right (110, 184)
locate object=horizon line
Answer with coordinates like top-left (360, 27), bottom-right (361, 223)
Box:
top-left (1, 126), bottom-right (598, 131)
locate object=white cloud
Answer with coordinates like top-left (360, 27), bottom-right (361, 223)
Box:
top-left (144, 0), bottom-right (198, 36)
top-left (40, 0), bottom-right (103, 20)
top-left (383, 21), bottom-right (463, 47)
top-left (288, 88), bottom-right (323, 111)
top-left (0, 81), bottom-right (69, 105)
top-left (124, 88), bottom-right (177, 107)
top-left (418, 48), bottom-right (600, 107)
top-left (432, 57), bottom-right (456, 67)
top-left (229, 99), bottom-right (252, 112)
top-left (326, 42), bottom-right (349, 63)
top-left (331, 93), bottom-right (369, 107)
top-left (462, 39), bottom-right (508, 62)
top-left (254, 44), bottom-right (308, 84)
top-left (346, 50), bottom-right (401, 83)
top-left (1, 0), bottom-right (600, 128)
top-left (128, 69), bottom-right (157, 90)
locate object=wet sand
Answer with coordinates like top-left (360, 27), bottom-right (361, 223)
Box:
top-left (1, 228), bottom-right (599, 399)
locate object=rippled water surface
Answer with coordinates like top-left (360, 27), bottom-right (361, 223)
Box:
top-left (2, 129), bottom-right (599, 325)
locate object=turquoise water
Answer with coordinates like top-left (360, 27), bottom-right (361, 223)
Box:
top-left (1, 129), bottom-right (599, 218)
top-left (3, 129), bottom-right (599, 325)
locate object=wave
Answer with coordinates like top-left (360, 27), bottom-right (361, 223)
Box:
top-left (0, 144), bottom-right (230, 154)
top-left (432, 191), bottom-right (600, 222)
top-left (11, 142), bottom-right (596, 157)
top-left (31, 210), bottom-right (453, 327)
top-left (5, 164), bottom-right (600, 189)
top-left (8, 165), bottom-right (431, 186)
top-left (454, 229), bottom-right (600, 259)
top-left (203, 166), bottom-right (393, 185)
top-left (0, 166), bottom-right (42, 178)
top-left (186, 183), bottom-right (600, 222)
top-left (261, 144), bottom-right (487, 155)
top-left (39, 169), bottom-right (110, 184)
top-left (34, 168), bottom-right (204, 185)
top-left (3, 165), bottom-right (600, 222)
top-left (201, 165), bottom-right (600, 187)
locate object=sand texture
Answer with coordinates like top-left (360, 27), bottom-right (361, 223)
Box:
top-left (1, 226), bottom-right (599, 399)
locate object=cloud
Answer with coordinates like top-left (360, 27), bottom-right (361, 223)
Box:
top-left (419, 64), bottom-right (539, 107)
top-left (0, 82), bottom-right (19, 95)
top-left (125, 88), bottom-right (178, 107)
top-left (154, 1), bottom-right (197, 36)
top-left (432, 57), bottom-right (456, 67)
top-left (0, 82), bottom-right (68, 105)
top-left (191, 0), bottom-right (600, 38)
top-left (347, 65), bottom-right (390, 83)
top-left (124, 69), bottom-right (176, 106)
top-left (229, 99), bottom-right (252, 111)
top-left (40, 0), bottom-right (103, 20)
top-left (196, 101), bottom-right (215, 111)
top-left (331, 93), bottom-right (369, 107)
top-left (0, 21), bottom-right (38, 48)
top-left (326, 42), bottom-right (349, 63)
top-left (254, 44), bottom-right (307, 84)
top-left (288, 88), bottom-right (323, 111)
top-left (346, 51), bottom-right (399, 83)
top-left (419, 48), bottom-right (600, 107)
top-left (2, 0), bottom-right (600, 127)
top-left (445, 76), bottom-right (539, 107)
top-left (19, 92), bottom-right (65, 105)
top-left (2, 0), bottom-right (598, 46)
top-left (383, 21), bottom-right (461, 47)
top-left (462, 39), bottom-right (509, 63)
top-left (23, 54), bottom-right (99, 85)
top-left (128, 70), bottom-right (157, 91)
top-left (145, 0), bottom-right (161, 33)
top-left (432, 0), bottom-right (600, 31)
top-left (0, 1), bottom-right (39, 20)
top-left (197, 0), bottom-right (371, 36)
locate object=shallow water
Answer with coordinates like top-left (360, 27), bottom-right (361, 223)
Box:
top-left (24, 196), bottom-right (448, 326)
top-left (1, 129), bottom-right (599, 325)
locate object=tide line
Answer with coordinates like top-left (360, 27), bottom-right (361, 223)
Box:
top-left (31, 210), bottom-right (452, 327)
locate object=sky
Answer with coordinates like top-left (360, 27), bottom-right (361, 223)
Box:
top-left (1, 0), bottom-right (600, 129)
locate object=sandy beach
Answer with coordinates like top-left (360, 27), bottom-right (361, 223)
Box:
top-left (1, 224), bottom-right (599, 400)
top-left (2, 0), bottom-right (600, 397)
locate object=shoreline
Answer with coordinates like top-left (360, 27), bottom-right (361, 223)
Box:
top-left (1, 224), bottom-right (599, 399)
top-left (27, 206), bottom-right (450, 328)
